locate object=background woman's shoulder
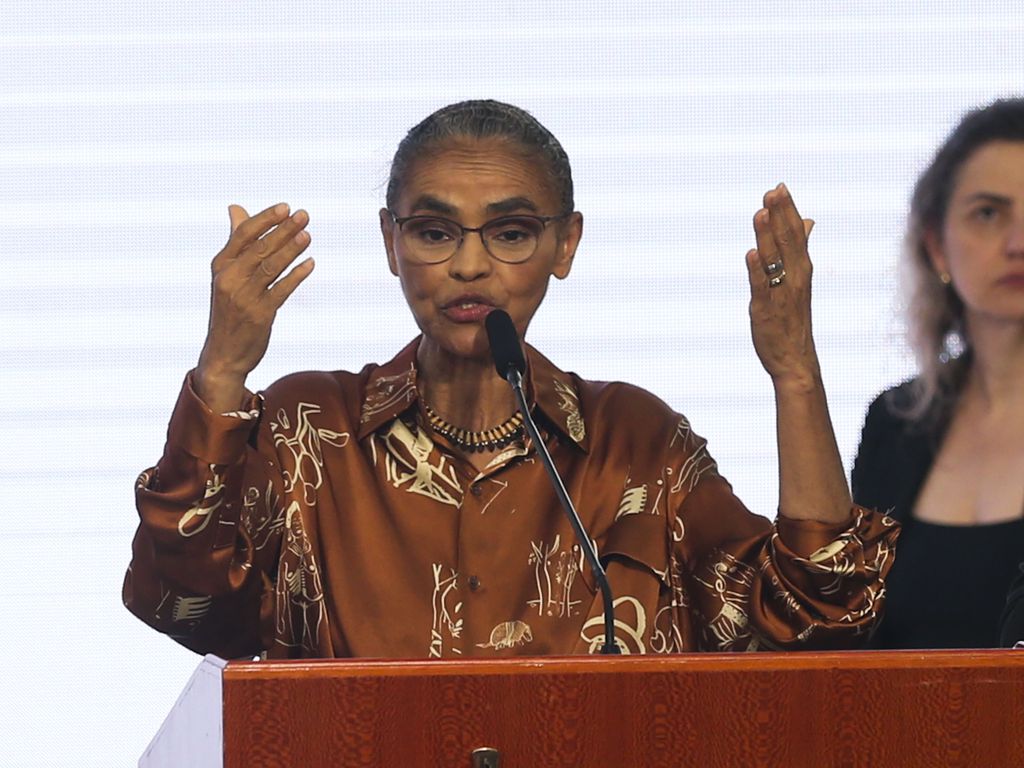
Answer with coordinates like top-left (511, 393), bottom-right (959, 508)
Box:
top-left (853, 376), bottom-right (939, 517)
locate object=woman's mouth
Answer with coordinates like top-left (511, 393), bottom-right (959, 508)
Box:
top-left (996, 273), bottom-right (1024, 288)
top-left (441, 297), bottom-right (497, 323)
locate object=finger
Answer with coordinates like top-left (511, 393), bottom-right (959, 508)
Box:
top-left (766, 184), bottom-right (805, 260)
top-left (241, 209), bottom-right (310, 270)
top-left (267, 257), bottom-right (316, 306)
top-left (253, 229), bottom-right (312, 286)
top-left (745, 248), bottom-right (767, 293)
top-left (763, 182), bottom-right (804, 224)
top-left (228, 204), bottom-right (250, 234)
top-left (225, 202), bottom-right (292, 257)
top-left (753, 208), bottom-right (780, 273)
top-left (211, 204), bottom-right (256, 270)
top-left (781, 191), bottom-right (806, 243)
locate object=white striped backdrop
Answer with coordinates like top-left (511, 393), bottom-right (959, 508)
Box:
top-left (1, 2), bottom-right (1021, 764)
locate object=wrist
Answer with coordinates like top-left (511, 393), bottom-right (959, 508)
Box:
top-left (770, 367), bottom-right (823, 396)
top-left (196, 348), bottom-right (248, 383)
top-left (194, 359), bottom-right (248, 412)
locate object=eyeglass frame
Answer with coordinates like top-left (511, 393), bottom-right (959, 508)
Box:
top-left (386, 210), bottom-right (573, 264)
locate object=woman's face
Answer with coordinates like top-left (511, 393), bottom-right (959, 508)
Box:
top-left (928, 140), bottom-right (1024, 326)
top-left (380, 137), bottom-right (583, 362)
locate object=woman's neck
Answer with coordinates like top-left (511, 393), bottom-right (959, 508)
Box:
top-left (962, 315), bottom-right (1024, 412)
top-left (415, 337), bottom-right (519, 431)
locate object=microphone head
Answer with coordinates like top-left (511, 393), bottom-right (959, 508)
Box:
top-left (485, 310), bottom-right (526, 379)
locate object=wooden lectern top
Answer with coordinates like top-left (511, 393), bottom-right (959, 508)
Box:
top-left (143, 649), bottom-right (1024, 767)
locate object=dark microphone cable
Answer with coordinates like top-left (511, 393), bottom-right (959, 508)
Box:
top-left (485, 309), bottom-right (620, 655)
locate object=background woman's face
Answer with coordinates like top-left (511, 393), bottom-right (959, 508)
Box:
top-left (930, 140), bottom-right (1024, 326)
top-left (380, 138), bottom-right (583, 361)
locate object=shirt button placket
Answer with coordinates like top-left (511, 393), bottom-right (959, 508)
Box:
top-left (462, 482), bottom-right (486, 606)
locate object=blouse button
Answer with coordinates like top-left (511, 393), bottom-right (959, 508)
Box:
top-left (470, 484), bottom-right (483, 497)
top-left (468, 576), bottom-right (481, 591)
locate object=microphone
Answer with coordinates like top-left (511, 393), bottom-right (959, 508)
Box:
top-left (485, 309), bottom-right (527, 380)
top-left (485, 310), bottom-right (620, 655)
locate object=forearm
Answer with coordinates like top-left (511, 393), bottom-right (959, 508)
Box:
top-left (124, 521), bottom-right (268, 658)
top-left (130, 373), bottom-right (268, 591)
top-left (125, 375), bottom-right (276, 653)
top-left (680, 474), bottom-right (897, 651)
top-left (773, 371), bottom-right (851, 523)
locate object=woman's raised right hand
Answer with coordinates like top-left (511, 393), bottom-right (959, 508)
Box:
top-left (194, 203), bottom-right (314, 413)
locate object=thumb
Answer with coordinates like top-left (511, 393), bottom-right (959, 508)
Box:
top-left (228, 204), bottom-right (250, 234)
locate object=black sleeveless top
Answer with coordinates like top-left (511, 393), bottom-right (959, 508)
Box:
top-left (852, 380), bottom-right (1024, 649)
top-left (871, 517), bottom-right (1024, 648)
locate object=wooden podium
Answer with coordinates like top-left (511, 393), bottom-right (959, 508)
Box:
top-left (140, 650), bottom-right (1024, 767)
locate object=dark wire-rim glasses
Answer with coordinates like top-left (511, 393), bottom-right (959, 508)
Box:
top-left (388, 211), bottom-right (570, 264)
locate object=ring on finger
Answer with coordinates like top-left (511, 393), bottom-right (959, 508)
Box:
top-left (768, 270), bottom-right (787, 288)
top-left (765, 260), bottom-right (784, 275)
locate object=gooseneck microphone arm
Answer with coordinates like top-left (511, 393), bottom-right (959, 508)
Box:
top-left (486, 310), bottom-right (620, 655)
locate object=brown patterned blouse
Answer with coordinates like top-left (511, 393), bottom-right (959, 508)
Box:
top-left (124, 339), bottom-right (898, 659)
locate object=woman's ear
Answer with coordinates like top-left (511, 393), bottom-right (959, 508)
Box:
top-left (923, 227), bottom-right (949, 278)
top-left (380, 208), bottom-right (399, 276)
top-left (552, 212), bottom-right (583, 280)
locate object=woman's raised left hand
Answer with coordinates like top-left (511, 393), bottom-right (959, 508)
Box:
top-left (745, 183), bottom-right (820, 389)
top-left (746, 184), bottom-right (852, 523)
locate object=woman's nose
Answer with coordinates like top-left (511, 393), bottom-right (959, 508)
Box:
top-left (448, 231), bottom-right (492, 279)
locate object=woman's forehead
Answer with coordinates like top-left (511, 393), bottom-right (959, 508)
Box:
top-left (395, 138), bottom-right (560, 215)
top-left (955, 141), bottom-right (1024, 196)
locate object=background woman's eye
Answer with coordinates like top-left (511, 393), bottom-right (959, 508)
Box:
top-left (973, 205), bottom-right (999, 222)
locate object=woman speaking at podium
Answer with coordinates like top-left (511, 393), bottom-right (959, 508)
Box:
top-left (124, 100), bottom-right (897, 659)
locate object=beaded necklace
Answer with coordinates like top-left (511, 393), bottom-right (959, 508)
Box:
top-left (423, 402), bottom-right (524, 453)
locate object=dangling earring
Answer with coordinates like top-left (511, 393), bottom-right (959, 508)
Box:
top-left (939, 323), bottom-right (967, 363)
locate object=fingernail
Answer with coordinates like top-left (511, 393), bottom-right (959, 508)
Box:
top-left (275, 203), bottom-right (290, 216)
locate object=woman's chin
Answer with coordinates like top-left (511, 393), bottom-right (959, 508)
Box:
top-left (422, 324), bottom-right (492, 363)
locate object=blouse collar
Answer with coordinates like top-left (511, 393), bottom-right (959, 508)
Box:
top-left (356, 336), bottom-right (590, 453)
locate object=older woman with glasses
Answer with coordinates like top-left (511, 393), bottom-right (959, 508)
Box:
top-left (124, 100), bottom-right (897, 659)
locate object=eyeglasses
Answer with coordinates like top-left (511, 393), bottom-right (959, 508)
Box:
top-left (388, 211), bottom-right (570, 264)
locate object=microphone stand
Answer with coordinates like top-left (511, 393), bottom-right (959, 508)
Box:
top-left (503, 367), bottom-right (621, 655)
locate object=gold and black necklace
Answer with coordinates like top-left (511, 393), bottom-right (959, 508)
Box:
top-left (423, 402), bottom-right (524, 453)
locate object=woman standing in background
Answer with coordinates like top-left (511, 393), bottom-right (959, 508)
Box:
top-left (852, 98), bottom-right (1024, 649)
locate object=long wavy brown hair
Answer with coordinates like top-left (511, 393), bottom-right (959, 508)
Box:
top-left (897, 97), bottom-right (1024, 421)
